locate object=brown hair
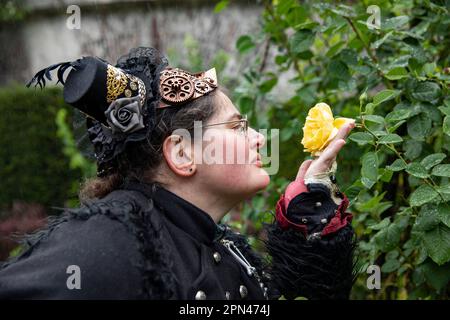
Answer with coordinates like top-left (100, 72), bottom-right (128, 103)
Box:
top-left (78, 89), bottom-right (222, 203)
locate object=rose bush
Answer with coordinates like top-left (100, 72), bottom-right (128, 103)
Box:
top-left (218, 0), bottom-right (450, 299)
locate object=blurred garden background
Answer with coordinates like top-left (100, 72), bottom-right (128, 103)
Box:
top-left (0, 0), bottom-right (449, 299)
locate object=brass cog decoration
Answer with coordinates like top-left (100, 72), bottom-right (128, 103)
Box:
top-left (194, 80), bottom-right (210, 94)
top-left (160, 74), bottom-right (194, 104)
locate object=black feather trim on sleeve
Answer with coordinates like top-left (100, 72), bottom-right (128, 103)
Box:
top-left (265, 223), bottom-right (357, 300)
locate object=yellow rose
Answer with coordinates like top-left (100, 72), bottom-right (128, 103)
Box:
top-left (301, 102), bottom-right (354, 156)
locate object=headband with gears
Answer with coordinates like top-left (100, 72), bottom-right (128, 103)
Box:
top-left (157, 67), bottom-right (218, 108)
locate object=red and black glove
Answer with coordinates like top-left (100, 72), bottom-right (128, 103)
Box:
top-left (275, 176), bottom-right (352, 239)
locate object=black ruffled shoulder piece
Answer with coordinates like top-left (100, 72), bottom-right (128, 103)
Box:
top-left (1, 189), bottom-right (175, 299)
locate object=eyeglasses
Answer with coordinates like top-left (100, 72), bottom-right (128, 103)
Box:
top-left (197, 114), bottom-right (249, 136)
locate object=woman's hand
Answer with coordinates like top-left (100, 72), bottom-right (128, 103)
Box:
top-left (296, 121), bottom-right (356, 181)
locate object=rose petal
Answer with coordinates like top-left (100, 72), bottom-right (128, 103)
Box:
top-left (334, 117), bottom-right (355, 129)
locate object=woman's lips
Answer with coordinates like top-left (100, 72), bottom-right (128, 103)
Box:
top-left (254, 154), bottom-right (263, 167)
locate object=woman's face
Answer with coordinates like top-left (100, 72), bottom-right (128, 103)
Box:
top-left (195, 90), bottom-right (270, 200)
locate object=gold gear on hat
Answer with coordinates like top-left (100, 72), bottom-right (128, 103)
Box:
top-left (106, 65), bottom-right (128, 103)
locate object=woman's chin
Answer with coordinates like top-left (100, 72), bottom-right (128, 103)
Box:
top-left (250, 167), bottom-right (271, 191)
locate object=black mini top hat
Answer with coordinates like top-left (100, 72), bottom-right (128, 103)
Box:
top-left (28, 55), bottom-right (149, 127)
top-left (27, 47), bottom-right (169, 176)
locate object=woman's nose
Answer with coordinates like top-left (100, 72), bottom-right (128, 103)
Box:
top-left (248, 127), bottom-right (265, 149)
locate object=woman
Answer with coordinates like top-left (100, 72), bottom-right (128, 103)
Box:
top-left (0, 47), bottom-right (356, 300)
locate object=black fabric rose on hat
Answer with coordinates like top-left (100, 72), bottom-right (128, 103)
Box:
top-left (105, 96), bottom-right (145, 133)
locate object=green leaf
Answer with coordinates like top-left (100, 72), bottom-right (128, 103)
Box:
top-left (410, 185), bottom-right (439, 207)
top-left (420, 260), bottom-right (450, 291)
top-left (423, 62), bottom-right (436, 76)
top-left (363, 102), bottom-right (374, 114)
top-left (326, 41), bottom-right (345, 58)
top-left (382, 16), bottom-right (409, 30)
top-left (275, 55), bottom-right (289, 65)
top-left (275, 0), bottom-right (295, 15)
top-left (415, 204), bottom-right (441, 232)
top-left (411, 82), bottom-right (441, 102)
top-left (357, 191), bottom-right (392, 215)
top-left (286, 6), bottom-right (308, 28)
top-left (379, 134), bottom-right (403, 144)
top-left (386, 250), bottom-right (399, 260)
top-left (258, 76), bottom-right (278, 93)
top-left (443, 116), bottom-right (450, 136)
top-left (213, 0), bottom-right (229, 13)
top-left (381, 258), bottom-right (401, 273)
top-left (327, 60), bottom-right (350, 80)
top-left (280, 126), bottom-right (296, 142)
top-left (438, 184), bottom-right (450, 195)
top-left (368, 217), bottom-right (390, 230)
top-left (407, 113), bottom-right (431, 140)
top-left (348, 132), bottom-right (373, 145)
top-left (421, 153), bottom-right (446, 170)
top-left (387, 159), bottom-right (406, 172)
top-left (374, 217), bottom-right (408, 252)
top-left (372, 31), bottom-right (393, 50)
top-left (236, 35), bottom-right (255, 54)
top-left (344, 179), bottom-right (364, 204)
top-left (380, 168), bottom-right (394, 182)
top-left (406, 162), bottom-right (429, 178)
top-left (237, 96), bottom-right (255, 114)
top-left (373, 90), bottom-right (399, 106)
top-left (330, 4), bottom-right (356, 18)
top-left (432, 164), bottom-right (450, 177)
top-left (363, 115), bottom-right (385, 124)
top-left (339, 48), bottom-right (358, 66)
top-left (438, 105), bottom-right (450, 116)
top-left (437, 203), bottom-right (450, 228)
top-left (289, 29), bottom-right (314, 53)
top-left (404, 139), bottom-right (423, 160)
top-left (423, 223), bottom-right (450, 265)
top-left (361, 152), bottom-right (378, 188)
top-left (388, 120), bottom-right (406, 133)
top-left (385, 109), bottom-right (411, 122)
top-left (385, 67), bottom-right (408, 80)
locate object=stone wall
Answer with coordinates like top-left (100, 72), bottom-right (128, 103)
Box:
top-left (0, 0), bottom-right (263, 86)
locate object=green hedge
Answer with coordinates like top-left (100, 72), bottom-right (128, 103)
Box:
top-left (0, 85), bottom-right (82, 214)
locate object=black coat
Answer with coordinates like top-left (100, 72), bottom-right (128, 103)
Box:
top-left (0, 180), bottom-right (356, 300)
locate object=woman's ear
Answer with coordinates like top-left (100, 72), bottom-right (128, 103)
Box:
top-left (162, 134), bottom-right (196, 177)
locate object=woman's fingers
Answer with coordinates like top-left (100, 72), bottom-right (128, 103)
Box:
top-left (296, 159), bottom-right (313, 181)
top-left (319, 122), bottom-right (355, 163)
top-left (333, 121), bottom-right (355, 142)
top-left (319, 138), bottom-right (346, 165)
top-left (304, 123), bottom-right (355, 178)
top-left (305, 141), bottom-right (344, 178)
